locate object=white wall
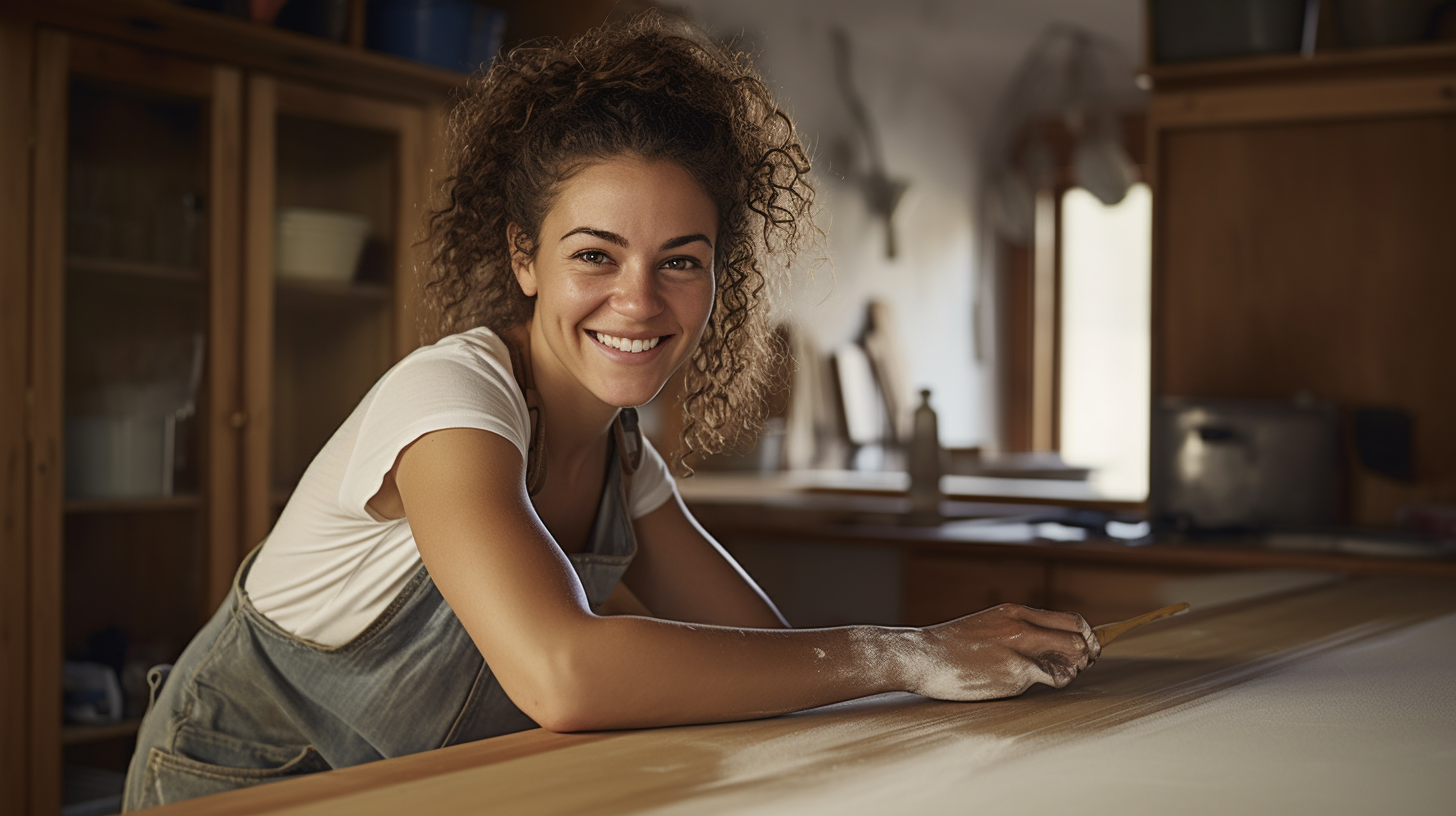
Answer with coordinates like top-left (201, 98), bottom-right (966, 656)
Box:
top-left (678, 0), bottom-right (1140, 450)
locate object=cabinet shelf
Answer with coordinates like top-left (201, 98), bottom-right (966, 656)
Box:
top-left (64, 494), bottom-right (201, 515)
top-left (1142, 39), bottom-right (1456, 91)
top-left (67, 255), bottom-right (203, 283)
top-left (61, 718), bottom-right (142, 746)
top-left (276, 277), bottom-right (391, 306)
top-left (32, 0), bottom-right (463, 101)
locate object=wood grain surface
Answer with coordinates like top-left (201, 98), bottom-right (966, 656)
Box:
top-left (140, 576), bottom-right (1456, 815)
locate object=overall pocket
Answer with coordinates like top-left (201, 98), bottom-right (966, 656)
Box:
top-left (127, 741), bottom-right (330, 810)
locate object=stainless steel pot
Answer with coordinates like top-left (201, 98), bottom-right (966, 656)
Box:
top-left (1151, 397), bottom-right (1341, 531)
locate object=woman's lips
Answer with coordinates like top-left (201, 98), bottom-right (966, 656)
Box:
top-left (591, 331), bottom-right (662, 353)
top-left (588, 330), bottom-right (670, 362)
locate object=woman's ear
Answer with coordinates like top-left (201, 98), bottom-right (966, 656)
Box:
top-left (507, 223), bottom-right (538, 297)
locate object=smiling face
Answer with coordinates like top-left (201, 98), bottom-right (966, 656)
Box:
top-left (511, 155), bottom-right (718, 413)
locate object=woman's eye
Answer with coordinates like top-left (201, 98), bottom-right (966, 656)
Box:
top-left (662, 257), bottom-right (702, 271)
top-left (576, 250), bottom-right (610, 265)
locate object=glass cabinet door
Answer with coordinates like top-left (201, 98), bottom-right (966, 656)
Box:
top-left (31, 32), bottom-right (243, 815)
top-left (242, 78), bottom-right (425, 548)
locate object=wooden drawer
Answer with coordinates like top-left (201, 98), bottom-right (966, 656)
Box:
top-left (902, 553), bottom-right (1047, 625)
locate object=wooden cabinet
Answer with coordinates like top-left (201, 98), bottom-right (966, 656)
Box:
top-left (0, 4), bottom-right (455, 813)
top-left (1144, 45), bottom-right (1456, 527)
top-left (903, 552), bottom-right (1048, 624)
top-left (903, 552), bottom-right (1239, 626)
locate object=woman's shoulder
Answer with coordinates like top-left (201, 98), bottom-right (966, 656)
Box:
top-left (340, 326), bottom-right (531, 505)
top-left (385, 326), bottom-right (517, 388)
top-left (413, 325), bottom-right (510, 364)
top-left (361, 325), bottom-right (527, 435)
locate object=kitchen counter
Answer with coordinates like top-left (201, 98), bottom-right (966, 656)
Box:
top-left (143, 576), bottom-right (1456, 815)
top-left (675, 471), bottom-right (1456, 626)
top-left (675, 468), bottom-right (1145, 511)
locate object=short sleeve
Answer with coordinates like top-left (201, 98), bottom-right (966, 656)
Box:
top-left (627, 433), bottom-right (677, 519)
top-left (337, 332), bottom-right (530, 520)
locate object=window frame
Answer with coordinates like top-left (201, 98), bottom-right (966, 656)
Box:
top-left (998, 113), bottom-right (1147, 454)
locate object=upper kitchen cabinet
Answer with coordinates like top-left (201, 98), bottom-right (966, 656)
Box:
top-left (240, 76), bottom-right (426, 549)
top-left (1, 2), bottom-right (461, 813)
top-left (1144, 39), bottom-right (1456, 527)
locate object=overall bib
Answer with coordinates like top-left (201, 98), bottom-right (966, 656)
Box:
top-left (121, 420), bottom-right (640, 811)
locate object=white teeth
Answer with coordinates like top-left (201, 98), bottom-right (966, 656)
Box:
top-left (593, 332), bottom-right (660, 353)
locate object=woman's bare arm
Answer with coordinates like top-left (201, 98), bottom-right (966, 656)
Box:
top-left (625, 493), bottom-right (789, 628)
top-left (398, 428), bottom-right (1099, 733)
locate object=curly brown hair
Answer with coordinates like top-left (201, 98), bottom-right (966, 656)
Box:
top-left (422, 11), bottom-right (816, 470)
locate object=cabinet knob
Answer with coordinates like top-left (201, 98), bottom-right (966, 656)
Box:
top-left (230, 411), bottom-right (248, 429)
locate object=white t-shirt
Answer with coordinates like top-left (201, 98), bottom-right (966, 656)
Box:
top-left (244, 326), bottom-right (677, 646)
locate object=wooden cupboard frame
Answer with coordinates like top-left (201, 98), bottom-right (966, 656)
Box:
top-left (0, 14), bottom-right (36, 816)
top-left (1, 5), bottom-right (455, 811)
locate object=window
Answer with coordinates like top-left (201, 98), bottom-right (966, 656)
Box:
top-left (1058, 183), bottom-right (1151, 500)
top-left (998, 113), bottom-right (1148, 499)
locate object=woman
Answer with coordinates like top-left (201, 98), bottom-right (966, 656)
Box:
top-left (123, 13), bottom-right (1098, 810)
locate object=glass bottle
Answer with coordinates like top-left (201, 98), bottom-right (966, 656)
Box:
top-left (908, 388), bottom-right (943, 523)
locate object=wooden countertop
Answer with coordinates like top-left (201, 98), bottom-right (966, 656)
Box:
top-left (677, 473), bottom-right (1456, 580)
top-left (146, 576), bottom-right (1456, 815)
top-left (675, 469), bottom-right (1146, 512)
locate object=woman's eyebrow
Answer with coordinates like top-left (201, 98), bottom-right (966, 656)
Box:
top-left (561, 227), bottom-right (627, 245)
top-left (661, 234), bottom-right (713, 250)
top-left (560, 228), bottom-right (712, 251)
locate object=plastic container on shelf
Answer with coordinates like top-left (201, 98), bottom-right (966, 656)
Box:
top-left (365, 0), bottom-right (507, 73)
top-left (1150, 0), bottom-right (1314, 63)
top-left (64, 380), bottom-right (191, 499)
top-left (62, 662), bottom-right (124, 725)
top-left (275, 207), bottom-right (371, 282)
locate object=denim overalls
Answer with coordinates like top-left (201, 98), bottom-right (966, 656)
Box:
top-left (121, 413), bottom-right (641, 811)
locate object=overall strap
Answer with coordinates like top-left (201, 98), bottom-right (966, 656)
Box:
top-left (614, 407), bottom-right (643, 511)
top-left (614, 407), bottom-right (643, 476)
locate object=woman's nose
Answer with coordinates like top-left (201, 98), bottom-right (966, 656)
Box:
top-left (610, 263), bottom-right (666, 320)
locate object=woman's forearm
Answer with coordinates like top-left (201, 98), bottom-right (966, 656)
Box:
top-left (519, 600), bottom-right (1099, 732)
top-left (522, 616), bottom-right (913, 732)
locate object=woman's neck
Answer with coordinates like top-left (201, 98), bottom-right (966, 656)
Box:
top-left (524, 318), bottom-right (619, 479)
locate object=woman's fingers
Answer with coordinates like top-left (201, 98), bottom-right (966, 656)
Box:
top-left (1013, 605), bottom-right (1100, 663)
top-left (914, 603), bottom-right (1103, 701)
top-left (990, 607), bottom-right (1097, 692)
top-left (1030, 628), bottom-right (1094, 674)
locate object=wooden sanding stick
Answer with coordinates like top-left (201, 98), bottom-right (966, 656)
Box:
top-left (1093, 602), bottom-right (1191, 647)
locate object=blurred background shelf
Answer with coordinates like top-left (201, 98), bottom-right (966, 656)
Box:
top-left (67, 256), bottom-right (203, 283)
top-left (63, 494), bottom-right (202, 515)
top-left (276, 277), bottom-right (392, 307)
top-left (61, 719), bottom-right (143, 747)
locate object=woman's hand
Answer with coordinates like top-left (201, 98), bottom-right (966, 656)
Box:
top-left (900, 605), bottom-right (1101, 701)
